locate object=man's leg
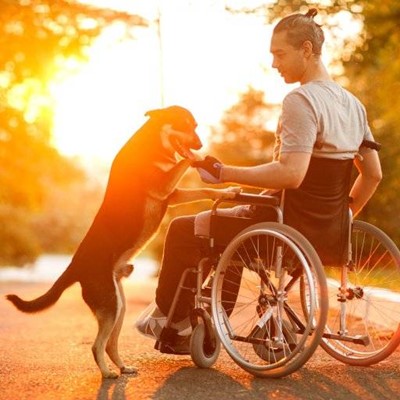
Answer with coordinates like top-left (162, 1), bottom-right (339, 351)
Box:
top-left (155, 215), bottom-right (208, 322)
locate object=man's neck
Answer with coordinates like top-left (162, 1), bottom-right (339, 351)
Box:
top-left (300, 59), bottom-right (331, 85)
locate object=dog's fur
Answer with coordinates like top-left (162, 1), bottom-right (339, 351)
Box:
top-left (6, 106), bottom-right (203, 379)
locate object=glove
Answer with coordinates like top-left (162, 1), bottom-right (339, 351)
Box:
top-left (192, 156), bottom-right (223, 184)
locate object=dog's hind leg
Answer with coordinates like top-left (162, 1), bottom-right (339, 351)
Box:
top-left (92, 310), bottom-right (120, 379)
top-left (82, 281), bottom-right (120, 379)
top-left (106, 280), bottom-right (137, 375)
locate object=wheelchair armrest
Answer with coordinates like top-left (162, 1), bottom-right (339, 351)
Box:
top-left (209, 193), bottom-right (282, 246)
top-left (233, 193), bottom-right (280, 206)
top-left (212, 192), bottom-right (280, 212)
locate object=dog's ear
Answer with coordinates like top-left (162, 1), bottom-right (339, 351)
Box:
top-left (145, 108), bottom-right (163, 119)
top-left (145, 106), bottom-right (197, 133)
top-left (145, 108), bottom-right (176, 124)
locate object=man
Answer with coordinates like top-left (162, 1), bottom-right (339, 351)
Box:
top-left (136, 9), bottom-right (382, 352)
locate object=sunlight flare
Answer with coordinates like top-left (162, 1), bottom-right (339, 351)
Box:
top-left (49, 1), bottom-right (274, 163)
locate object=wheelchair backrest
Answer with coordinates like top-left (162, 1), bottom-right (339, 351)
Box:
top-left (284, 157), bottom-right (353, 266)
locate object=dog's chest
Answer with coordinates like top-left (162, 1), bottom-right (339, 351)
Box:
top-left (114, 197), bottom-right (166, 270)
top-left (139, 197), bottom-right (166, 242)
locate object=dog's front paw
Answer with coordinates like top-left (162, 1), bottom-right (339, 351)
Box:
top-left (120, 365), bottom-right (138, 375)
top-left (102, 370), bottom-right (119, 379)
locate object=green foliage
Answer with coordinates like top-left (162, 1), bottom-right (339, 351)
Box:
top-left (0, 106), bottom-right (103, 265)
top-left (0, 205), bottom-right (41, 266)
top-left (209, 87), bottom-right (277, 167)
top-left (31, 178), bottom-right (103, 254)
top-left (0, 0), bottom-right (145, 80)
top-left (341, 2), bottom-right (400, 245)
top-left (0, 0), bottom-right (146, 266)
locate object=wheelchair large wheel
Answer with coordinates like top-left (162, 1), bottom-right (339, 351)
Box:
top-left (211, 222), bottom-right (328, 378)
top-left (321, 220), bottom-right (400, 366)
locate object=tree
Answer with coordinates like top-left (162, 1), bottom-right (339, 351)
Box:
top-left (340, 1), bottom-right (400, 243)
top-left (209, 87), bottom-right (277, 168)
top-left (0, 0), bottom-right (146, 265)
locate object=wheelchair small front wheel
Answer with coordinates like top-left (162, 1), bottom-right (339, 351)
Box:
top-left (190, 322), bottom-right (221, 368)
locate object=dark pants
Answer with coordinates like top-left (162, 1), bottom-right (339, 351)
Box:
top-left (155, 215), bottom-right (209, 321)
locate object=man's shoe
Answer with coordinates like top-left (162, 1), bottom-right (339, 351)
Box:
top-left (135, 301), bottom-right (192, 339)
top-left (135, 302), bottom-right (167, 339)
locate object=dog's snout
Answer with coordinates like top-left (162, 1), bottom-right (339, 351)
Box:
top-left (193, 135), bottom-right (202, 150)
top-left (190, 130), bottom-right (202, 150)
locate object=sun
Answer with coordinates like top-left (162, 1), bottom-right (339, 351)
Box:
top-left (49, 28), bottom-right (161, 164)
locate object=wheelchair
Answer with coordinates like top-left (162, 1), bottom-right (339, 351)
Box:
top-left (155, 148), bottom-right (400, 378)
top-left (156, 192), bottom-right (329, 378)
top-left (155, 191), bottom-right (400, 378)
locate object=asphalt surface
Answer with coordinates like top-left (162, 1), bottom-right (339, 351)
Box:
top-left (1, 278), bottom-right (399, 400)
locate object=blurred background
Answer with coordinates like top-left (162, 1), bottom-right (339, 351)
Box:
top-left (0, 0), bottom-right (399, 276)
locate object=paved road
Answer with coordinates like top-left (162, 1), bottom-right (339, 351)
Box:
top-left (1, 279), bottom-right (399, 400)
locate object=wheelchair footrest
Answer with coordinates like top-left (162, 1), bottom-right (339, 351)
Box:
top-left (154, 337), bottom-right (191, 355)
top-left (322, 332), bottom-right (370, 346)
top-left (154, 326), bottom-right (191, 355)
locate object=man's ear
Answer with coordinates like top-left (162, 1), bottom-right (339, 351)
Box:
top-left (302, 40), bottom-right (314, 57)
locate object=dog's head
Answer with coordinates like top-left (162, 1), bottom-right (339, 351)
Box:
top-left (145, 105), bottom-right (202, 158)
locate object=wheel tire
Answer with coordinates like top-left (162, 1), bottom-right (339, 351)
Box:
top-left (190, 322), bottom-right (221, 368)
top-left (211, 222), bottom-right (328, 378)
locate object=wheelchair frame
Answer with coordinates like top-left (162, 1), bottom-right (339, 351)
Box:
top-left (155, 192), bottom-right (400, 378)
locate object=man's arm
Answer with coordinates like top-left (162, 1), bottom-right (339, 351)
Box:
top-left (350, 147), bottom-right (382, 217)
top-left (220, 152), bottom-right (312, 190)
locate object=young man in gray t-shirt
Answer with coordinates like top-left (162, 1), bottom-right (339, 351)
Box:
top-left (197, 10), bottom-right (381, 218)
top-left (136, 9), bottom-right (382, 347)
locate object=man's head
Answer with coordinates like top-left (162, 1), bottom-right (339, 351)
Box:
top-left (270, 8), bottom-right (325, 84)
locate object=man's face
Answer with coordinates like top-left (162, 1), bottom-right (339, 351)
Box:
top-left (270, 31), bottom-right (307, 84)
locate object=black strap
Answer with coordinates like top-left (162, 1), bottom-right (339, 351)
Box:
top-left (361, 140), bottom-right (381, 152)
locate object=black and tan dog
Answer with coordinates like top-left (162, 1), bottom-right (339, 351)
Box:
top-left (6, 106), bottom-right (231, 379)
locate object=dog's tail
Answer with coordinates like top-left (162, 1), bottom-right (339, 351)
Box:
top-left (6, 265), bottom-right (76, 313)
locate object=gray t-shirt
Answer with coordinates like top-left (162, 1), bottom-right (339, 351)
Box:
top-left (274, 80), bottom-right (374, 160)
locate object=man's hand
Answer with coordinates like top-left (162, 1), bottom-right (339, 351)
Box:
top-left (210, 186), bottom-right (242, 200)
top-left (192, 156), bottom-right (223, 184)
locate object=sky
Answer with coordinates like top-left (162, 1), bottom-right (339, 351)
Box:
top-left (49, 0), bottom-right (289, 166)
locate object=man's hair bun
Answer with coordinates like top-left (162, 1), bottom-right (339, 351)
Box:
top-left (306, 8), bottom-right (318, 19)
